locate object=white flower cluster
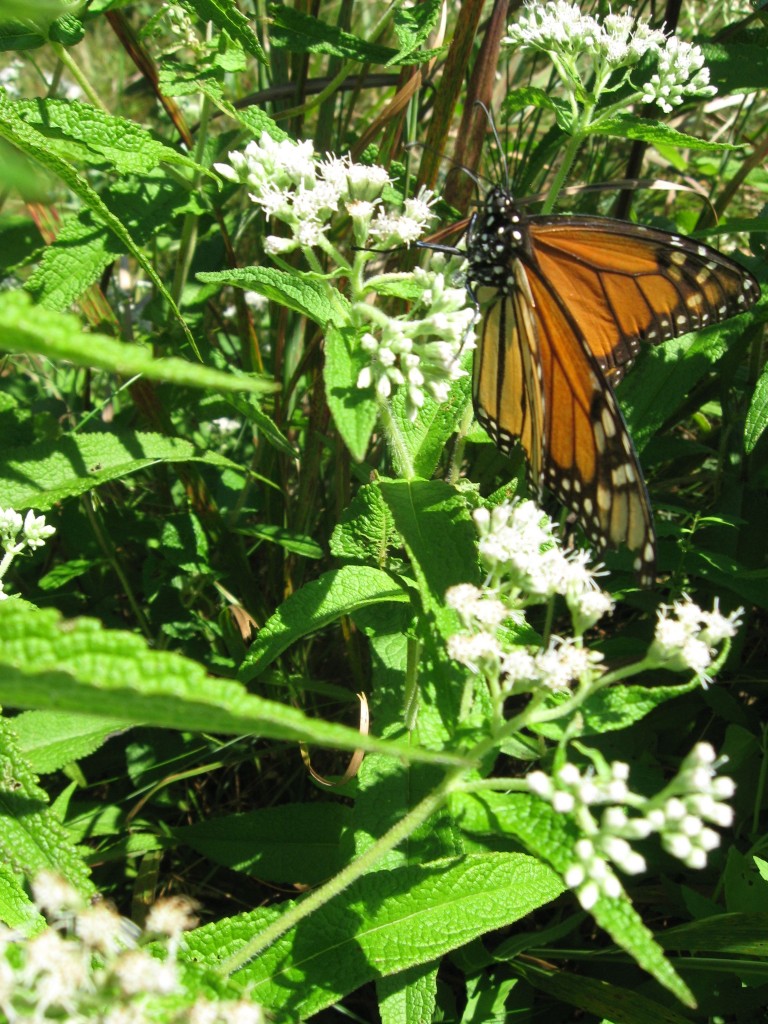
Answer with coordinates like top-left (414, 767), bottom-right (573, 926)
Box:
top-left (505, 3), bottom-right (666, 65)
top-left (215, 134), bottom-right (436, 253)
top-left (640, 34), bottom-right (717, 113)
top-left (503, 635), bottom-right (604, 693)
top-left (0, 507), bottom-right (56, 601)
top-left (165, 4), bottom-right (200, 51)
top-left (216, 134), bottom-right (474, 420)
top-left (444, 500), bottom-right (744, 710)
top-left (528, 742), bottom-right (735, 908)
top-left (0, 873), bottom-right (262, 1024)
top-left (474, 499), bottom-right (613, 624)
top-left (0, 508), bottom-right (54, 554)
top-left (503, 2), bottom-right (716, 112)
top-left (356, 264), bottom-right (475, 417)
top-left (445, 500), bottom-right (612, 688)
top-left (650, 596), bottom-right (743, 682)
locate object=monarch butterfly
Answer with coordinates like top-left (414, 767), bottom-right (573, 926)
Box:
top-left (464, 186), bottom-right (761, 584)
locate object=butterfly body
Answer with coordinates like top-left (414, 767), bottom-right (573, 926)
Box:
top-left (466, 185), bottom-right (760, 583)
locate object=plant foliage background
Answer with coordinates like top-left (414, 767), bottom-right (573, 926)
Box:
top-left (0, 1), bottom-right (767, 1022)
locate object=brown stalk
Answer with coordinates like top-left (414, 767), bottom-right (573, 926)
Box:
top-left (418, 0), bottom-right (488, 192)
top-left (444, 0), bottom-right (511, 214)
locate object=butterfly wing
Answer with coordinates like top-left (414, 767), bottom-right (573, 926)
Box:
top-left (472, 254), bottom-right (655, 581)
top-left (524, 263), bottom-right (656, 581)
top-left (528, 216), bottom-right (760, 384)
top-left (473, 262), bottom-right (546, 483)
top-left (466, 187), bottom-right (760, 581)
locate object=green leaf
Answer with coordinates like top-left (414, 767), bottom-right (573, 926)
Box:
top-left (0, 861), bottom-right (45, 932)
top-left (348, 634), bottom-right (458, 874)
top-left (390, 371), bottom-right (472, 479)
top-left (661, 912), bottom-right (768, 955)
top-left (0, 0), bottom-right (81, 29)
top-left (0, 143), bottom-right (49, 201)
top-left (0, 91), bottom-right (193, 345)
top-left (240, 565), bottom-right (410, 681)
top-left (12, 710), bottom-right (128, 774)
top-left (533, 682), bottom-right (699, 739)
top-left (0, 714), bottom-right (95, 898)
top-left (268, 3), bottom-right (398, 64)
top-left (184, 851), bottom-right (563, 1018)
top-left (591, 114), bottom-right (743, 151)
top-left (688, 551), bottom-right (768, 611)
top-left (378, 479), bottom-right (479, 638)
top-left (48, 12), bottom-right (84, 44)
top-left (14, 98), bottom-right (202, 175)
top-left (0, 430), bottom-right (243, 511)
top-left (513, 961), bottom-right (694, 1024)
top-left (378, 962), bottom-right (438, 1024)
top-left (0, 601), bottom-right (462, 767)
top-left (702, 41), bottom-right (768, 93)
top-left (197, 265), bottom-right (348, 327)
top-left (180, 0), bottom-right (267, 64)
top-left (0, 292), bottom-right (276, 399)
top-left (619, 321), bottom-right (750, 452)
top-left (324, 322), bottom-right (379, 462)
top-left (24, 175), bottom-right (193, 310)
top-left (223, 392), bottom-right (296, 459)
top-left (0, 19), bottom-right (45, 50)
top-left (365, 273), bottom-right (429, 302)
top-left (159, 67), bottom-right (283, 141)
top-left (378, 964), bottom-right (438, 1024)
top-left (745, 364), bottom-right (768, 453)
top-left (175, 803), bottom-right (351, 884)
top-left (37, 561), bottom-right (93, 593)
top-left (239, 523), bottom-right (323, 558)
top-left (454, 791), bottom-right (695, 1006)
top-left (503, 87), bottom-right (573, 132)
top-left (389, 0), bottom-right (445, 66)
top-left (330, 484), bottom-right (397, 563)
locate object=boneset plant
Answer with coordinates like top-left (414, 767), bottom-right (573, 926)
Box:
top-left (0, 2), bottom-right (764, 1022)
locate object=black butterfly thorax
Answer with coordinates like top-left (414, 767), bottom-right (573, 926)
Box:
top-left (466, 187), bottom-right (534, 297)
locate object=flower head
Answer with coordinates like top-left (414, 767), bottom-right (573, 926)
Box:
top-left (354, 261), bottom-right (473, 418)
top-left (503, 3), bottom-right (716, 113)
top-left (368, 186), bottom-right (439, 246)
top-left (650, 596), bottom-right (743, 682)
top-left (472, 500), bottom-right (610, 621)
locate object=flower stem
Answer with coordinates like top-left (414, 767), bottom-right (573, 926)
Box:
top-left (50, 42), bottom-right (107, 110)
top-left (217, 759), bottom-right (467, 976)
top-left (0, 550), bottom-right (15, 582)
top-left (171, 36), bottom-right (215, 314)
top-left (540, 129), bottom-right (585, 214)
top-left (403, 635), bottom-right (422, 730)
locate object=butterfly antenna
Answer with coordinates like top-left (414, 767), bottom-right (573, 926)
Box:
top-left (473, 100), bottom-right (510, 190)
top-left (404, 140), bottom-right (484, 191)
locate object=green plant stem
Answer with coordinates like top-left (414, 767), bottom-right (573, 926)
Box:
top-left (171, 89), bottom-right (215, 313)
top-left (217, 758), bottom-right (468, 976)
top-left (541, 592), bottom-right (556, 647)
top-left (403, 635), bottom-right (422, 730)
top-left (540, 130), bottom-right (585, 215)
top-left (462, 777), bottom-right (535, 795)
top-left (219, 704), bottom-right (538, 976)
top-left (0, 550), bottom-right (15, 582)
top-left (50, 42), bottom-right (107, 110)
